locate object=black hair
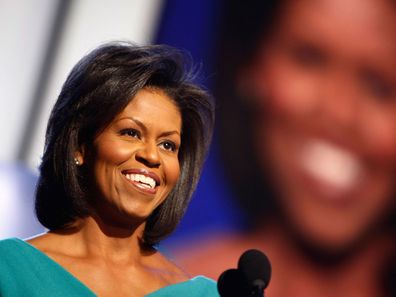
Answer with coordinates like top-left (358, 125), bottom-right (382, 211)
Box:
top-left (214, 0), bottom-right (282, 225)
top-left (35, 41), bottom-right (214, 246)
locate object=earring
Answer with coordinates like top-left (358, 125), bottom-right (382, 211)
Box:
top-left (74, 158), bottom-right (80, 166)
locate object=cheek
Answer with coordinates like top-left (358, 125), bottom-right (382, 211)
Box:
top-left (361, 106), bottom-right (396, 160)
top-left (94, 139), bottom-right (133, 165)
top-left (251, 54), bottom-right (320, 119)
top-left (165, 158), bottom-right (180, 187)
top-left (91, 140), bottom-right (134, 194)
top-left (156, 157), bottom-right (180, 206)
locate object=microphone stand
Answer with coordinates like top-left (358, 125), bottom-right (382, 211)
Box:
top-left (248, 279), bottom-right (266, 297)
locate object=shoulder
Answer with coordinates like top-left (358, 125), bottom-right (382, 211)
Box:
top-left (0, 237), bottom-right (45, 294)
top-left (25, 232), bottom-right (80, 259)
top-left (0, 236), bottom-right (52, 267)
top-left (147, 249), bottom-right (190, 284)
top-left (188, 275), bottom-right (218, 290)
top-left (25, 232), bottom-right (56, 250)
top-left (0, 237), bottom-right (36, 259)
top-left (176, 276), bottom-right (218, 296)
top-left (0, 237), bottom-right (24, 261)
top-left (0, 237), bottom-right (20, 250)
top-left (172, 232), bottom-right (257, 279)
top-left (146, 276), bottom-right (219, 297)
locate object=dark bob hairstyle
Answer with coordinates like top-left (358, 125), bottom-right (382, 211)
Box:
top-left (35, 41), bottom-right (214, 246)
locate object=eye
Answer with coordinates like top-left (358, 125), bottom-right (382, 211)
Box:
top-left (159, 140), bottom-right (177, 152)
top-left (360, 70), bottom-right (395, 102)
top-left (120, 128), bottom-right (141, 139)
top-left (289, 42), bottom-right (327, 69)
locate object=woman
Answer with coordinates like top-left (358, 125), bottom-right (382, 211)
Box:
top-left (0, 42), bottom-right (218, 296)
top-left (177, 0), bottom-right (396, 296)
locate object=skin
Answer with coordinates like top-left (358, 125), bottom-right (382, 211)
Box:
top-left (249, 0), bottom-right (396, 252)
top-left (177, 0), bottom-right (396, 296)
top-left (28, 88), bottom-right (188, 297)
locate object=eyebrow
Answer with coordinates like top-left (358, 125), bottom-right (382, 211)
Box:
top-left (118, 117), bottom-right (181, 137)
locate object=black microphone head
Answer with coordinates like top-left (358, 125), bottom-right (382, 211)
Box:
top-left (217, 268), bottom-right (249, 297)
top-left (237, 249), bottom-right (272, 290)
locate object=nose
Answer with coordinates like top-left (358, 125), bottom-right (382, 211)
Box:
top-left (317, 73), bottom-right (359, 130)
top-left (135, 142), bottom-right (161, 168)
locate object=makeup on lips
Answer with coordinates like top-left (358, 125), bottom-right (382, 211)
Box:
top-left (297, 138), bottom-right (364, 201)
top-left (122, 168), bottom-right (160, 195)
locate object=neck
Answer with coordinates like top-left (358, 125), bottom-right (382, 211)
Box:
top-left (51, 215), bottom-right (153, 264)
top-left (251, 221), bottom-right (395, 297)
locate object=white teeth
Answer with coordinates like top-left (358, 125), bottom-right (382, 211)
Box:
top-left (125, 173), bottom-right (156, 189)
top-left (299, 140), bottom-right (362, 192)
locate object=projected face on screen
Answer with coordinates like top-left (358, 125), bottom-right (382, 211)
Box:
top-left (245, 0), bottom-right (396, 251)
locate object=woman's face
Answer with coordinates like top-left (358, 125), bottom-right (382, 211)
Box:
top-left (247, 0), bottom-right (396, 251)
top-left (86, 88), bottom-right (181, 226)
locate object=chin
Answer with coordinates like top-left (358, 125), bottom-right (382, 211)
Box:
top-left (284, 217), bottom-right (381, 265)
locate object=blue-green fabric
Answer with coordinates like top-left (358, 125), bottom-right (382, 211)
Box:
top-left (0, 238), bottom-right (219, 296)
top-left (146, 276), bottom-right (219, 297)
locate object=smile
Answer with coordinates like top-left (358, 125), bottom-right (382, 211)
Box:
top-left (121, 169), bottom-right (161, 194)
top-left (125, 173), bottom-right (156, 189)
top-left (298, 139), bottom-right (364, 199)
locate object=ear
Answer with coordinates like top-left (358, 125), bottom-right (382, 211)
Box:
top-left (74, 145), bottom-right (85, 166)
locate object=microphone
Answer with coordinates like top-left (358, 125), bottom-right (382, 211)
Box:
top-left (238, 249), bottom-right (271, 296)
top-left (217, 249), bottom-right (271, 297)
top-left (217, 269), bottom-right (249, 297)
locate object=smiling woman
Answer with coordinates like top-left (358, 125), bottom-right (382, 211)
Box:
top-left (0, 42), bottom-right (217, 296)
top-left (88, 88), bottom-right (182, 227)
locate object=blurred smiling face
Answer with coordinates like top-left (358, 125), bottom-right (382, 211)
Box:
top-left (247, 0), bottom-right (396, 251)
top-left (87, 88), bottom-right (181, 226)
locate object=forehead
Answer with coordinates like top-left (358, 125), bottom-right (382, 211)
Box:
top-left (274, 0), bottom-right (396, 63)
top-left (278, 0), bottom-right (396, 31)
top-left (116, 88), bottom-right (182, 130)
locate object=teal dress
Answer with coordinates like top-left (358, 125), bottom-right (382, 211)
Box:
top-left (0, 238), bottom-right (219, 296)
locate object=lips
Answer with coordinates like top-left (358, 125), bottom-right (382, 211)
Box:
top-left (121, 168), bottom-right (160, 194)
top-left (297, 139), bottom-right (364, 200)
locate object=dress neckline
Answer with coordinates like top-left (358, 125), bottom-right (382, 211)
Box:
top-left (12, 237), bottom-right (97, 295)
top-left (11, 237), bottom-right (204, 296)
